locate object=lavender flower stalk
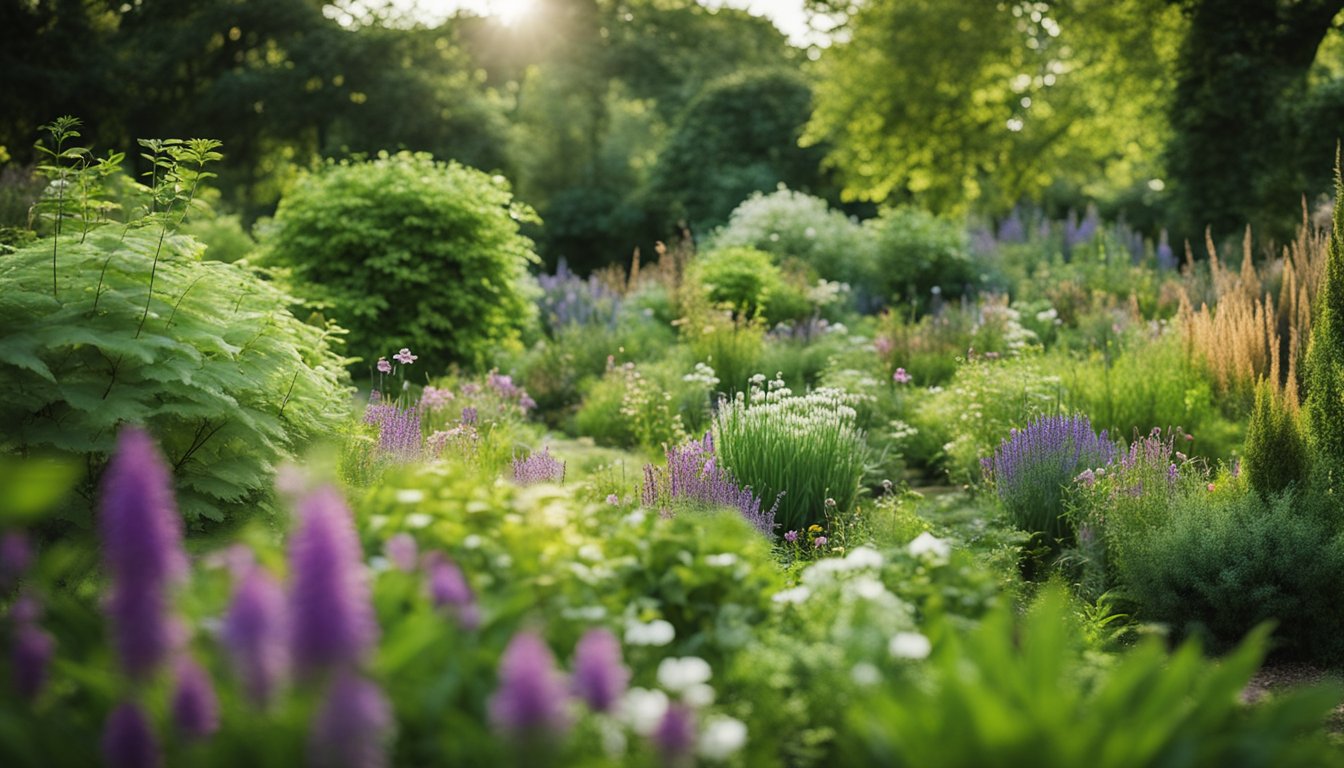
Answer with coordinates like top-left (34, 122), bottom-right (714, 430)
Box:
top-left (652, 703), bottom-right (697, 764)
top-left (488, 631), bottom-right (572, 739)
top-left (99, 426), bottom-right (187, 680)
top-left (642, 433), bottom-right (777, 536)
top-left (983, 414), bottom-right (1115, 542)
top-left (101, 702), bottom-right (158, 768)
top-left (289, 486), bottom-right (378, 677)
top-left (571, 628), bottom-right (629, 714)
top-left (512, 447), bottom-right (565, 486)
top-left (426, 553), bottom-right (480, 630)
top-left (171, 657), bottom-right (220, 739)
top-left (308, 670), bottom-right (393, 768)
top-left (222, 567), bottom-right (290, 705)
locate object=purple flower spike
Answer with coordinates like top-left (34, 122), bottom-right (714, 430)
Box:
top-left (384, 534), bottom-right (418, 574)
top-left (101, 702), bottom-right (159, 768)
top-left (427, 554), bottom-right (479, 630)
top-left (12, 620), bottom-right (54, 701)
top-left (488, 631), bottom-right (572, 739)
top-left (289, 486), bottom-right (378, 677)
top-left (652, 703), bottom-right (697, 763)
top-left (99, 427), bottom-right (187, 680)
top-left (571, 628), bottom-right (629, 714)
top-left (0, 530), bottom-right (33, 588)
top-left (171, 657), bottom-right (219, 740)
top-left (223, 568), bottom-right (290, 706)
top-left (308, 671), bottom-right (393, 768)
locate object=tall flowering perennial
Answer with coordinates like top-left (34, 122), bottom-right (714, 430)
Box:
top-left (641, 432), bottom-right (778, 536)
top-left (288, 486), bottom-right (379, 677)
top-left (308, 670), bottom-right (394, 768)
top-left (512, 446), bottom-right (566, 486)
top-left (221, 567), bottom-right (290, 706)
top-left (536, 258), bottom-right (622, 333)
top-left (99, 426), bottom-right (188, 681)
top-left (712, 376), bottom-right (866, 533)
top-left (488, 630), bottom-right (572, 739)
top-left (363, 391), bottom-right (422, 462)
top-left (982, 414), bottom-right (1115, 542)
top-left (571, 628), bottom-right (630, 714)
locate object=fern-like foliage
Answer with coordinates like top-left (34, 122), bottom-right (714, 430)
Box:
top-left (0, 120), bottom-right (352, 526)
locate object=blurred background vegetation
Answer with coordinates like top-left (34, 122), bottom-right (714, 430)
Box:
top-left (5, 0), bottom-right (1344, 268)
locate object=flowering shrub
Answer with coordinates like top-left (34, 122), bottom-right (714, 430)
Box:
top-left (713, 376), bottom-right (866, 533)
top-left (983, 414), bottom-right (1115, 543)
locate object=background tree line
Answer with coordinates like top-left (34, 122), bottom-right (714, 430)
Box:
top-left (4, 0), bottom-right (1344, 268)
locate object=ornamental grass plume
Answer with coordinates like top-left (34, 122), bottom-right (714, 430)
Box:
top-left (99, 426), bottom-right (187, 681)
top-left (101, 701), bottom-right (159, 768)
top-left (571, 628), bottom-right (629, 714)
top-left (222, 567), bottom-right (290, 706)
top-left (308, 670), bottom-right (393, 768)
top-left (488, 630), bottom-right (572, 739)
top-left (289, 486), bottom-right (378, 677)
top-left (171, 657), bottom-right (219, 740)
top-left (982, 414), bottom-right (1115, 543)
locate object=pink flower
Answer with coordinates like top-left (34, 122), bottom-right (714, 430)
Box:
top-left (812, 536), bottom-right (827, 548)
top-left (892, 368), bottom-right (912, 385)
top-left (784, 530), bottom-right (799, 543)
top-left (1207, 483), bottom-right (1216, 492)
top-left (393, 348), bottom-right (417, 365)
top-left (376, 358), bottom-right (391, 374)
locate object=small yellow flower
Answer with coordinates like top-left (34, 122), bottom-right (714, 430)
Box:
top-left (808, 524), bottom-right (822, 534)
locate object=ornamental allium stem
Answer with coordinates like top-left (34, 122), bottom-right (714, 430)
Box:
top-left (571, 628), bottom-right (629, 714)
top-left (222, 567), bottom-right (290, 705)
top-left (289, 486), bottom-right (378, 677)
top-left (308, 670), bottom-right (393, 768)
top-left (171, 657), bottom-right (219, 740)
top-left (101, 701), bottom-right (159, 768)
top-left (488, 631), bottom-right (572, 739)
top-left (99, 426), bottom-right (187, 680)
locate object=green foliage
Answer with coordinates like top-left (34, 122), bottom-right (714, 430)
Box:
top-left (709, 187), bottom-right (875, 292)
top-left (1304, 161), bottom-right (1344, 493)
top-left (259, 152), bottom-right (540, 372)
top-left (0, 124), bottom-right (351, 526)
top-left (688, 245), bottom-right (809, 325)
top-left (1245, 378), bottom-right (1307, 497)
top-left (572, 361), bottom-right (705, 453)
top-left (867, 206), bottom-right (976, 307)
top-left (649, 69), bottom-right (830, 234)
top-left (180, 210), bottom-right (255, 264)
top-left (713, 377), bottom-right (867, 533)
top-left (839, 584), bottom-right (1344, 767)
top-left (805, 0), bottom-right (1181, 214)
top-left (1115, 486), bottom-right (1344, 662)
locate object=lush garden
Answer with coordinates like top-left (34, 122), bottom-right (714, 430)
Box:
top-left (10, 1), bottom-right (1344, 766)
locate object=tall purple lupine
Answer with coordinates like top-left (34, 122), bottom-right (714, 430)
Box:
top-left (101, 702), bottom-right (158, 768)
top-left (642, 433), bottom-right (777, 536)
top-left (571, 628), bottom-right (629, 714)
top-left (222, 567), bottom-right (290, 705)
top-left (171, 657), bottom-right (219, 739)
top-left (512, 447), bottom-right (566, 486)
top-left (308, 670), bottom-right (393, 768)
top-left (12, 618), bottom-right (54, 701)
top-left (99, 426), bottom-right (187, 680)
top-left (488, 631), bottom-right (572, 739)
top-left (0, 530), bottom-right (32, 589)
top-left (289, 486), bottom-right (378, 677)
top-left (984, 414), bottom-right (1115, 542)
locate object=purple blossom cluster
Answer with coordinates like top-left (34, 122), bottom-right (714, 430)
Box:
top-left (536, 258), bottom-right (622, 333)
top-left (364, 390), bottom-right (423, 462)
top-left (642, 433), bottom-right (778, 537)
top-left (489, 627), bottom-right (630, 742)
top-left (512, 446), bottom-right (566, 486)
top-left (488, 371), bottom-right (537, 412)
top-left (983, 414), bottom-right (1116, 541)
top-left (1102, 427), bottom-right (1186, 498)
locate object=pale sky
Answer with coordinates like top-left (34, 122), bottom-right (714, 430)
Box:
top-left (392, 0), bottom-right (816, 46)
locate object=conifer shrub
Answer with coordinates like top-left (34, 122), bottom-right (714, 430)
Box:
top-left (259, 152), bottom-right (540, 372)
top-left (1303, 158), bottom-right (1344, 493)
top-left (0, 119), bottom-right (351, 526)
top-left (1244, 378), bottom-right (1307, 498)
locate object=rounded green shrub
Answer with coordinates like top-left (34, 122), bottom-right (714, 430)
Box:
top-left (259, 152), bottom-right (540, 371)
top-left (689, 245), bottom-right (812, 325)
top-left (0, 227), bottom-right (352, 526)
top-left (867, 206), bottom-right (975, 307)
